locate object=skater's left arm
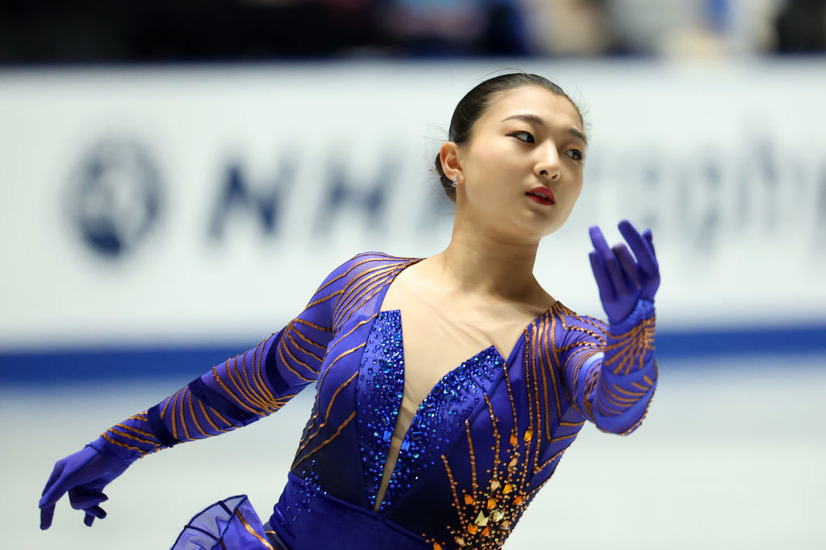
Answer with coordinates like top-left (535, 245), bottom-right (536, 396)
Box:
top-left (564, 220), bottom-right (660, 435)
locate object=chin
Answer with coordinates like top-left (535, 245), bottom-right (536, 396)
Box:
top-left (539, 225), bottom-right (564, 238)
top-left (540, 214), bottom-right (570, 237)
top-left (518, 221), bottom-right (563, 242)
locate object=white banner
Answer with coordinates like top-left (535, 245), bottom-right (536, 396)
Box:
top-left (1, 60), bottom-right (825, 349)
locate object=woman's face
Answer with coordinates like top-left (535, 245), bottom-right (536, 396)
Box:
top-left (454, 85), bottom-right (586, 241)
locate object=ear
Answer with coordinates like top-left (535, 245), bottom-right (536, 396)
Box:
top-left (439, 142), bottom-right (463, 182)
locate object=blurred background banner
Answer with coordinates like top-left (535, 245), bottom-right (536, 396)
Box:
top-left (2, 61), bottom-right (825, 360)
top-left (1, 0), bottom-right (825, 379)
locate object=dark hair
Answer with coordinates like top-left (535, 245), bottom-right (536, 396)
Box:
top-left (435, 72), bottom-right (584, 202)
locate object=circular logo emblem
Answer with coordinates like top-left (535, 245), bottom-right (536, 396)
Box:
top-left (68, 138), bottom-right (163, 258)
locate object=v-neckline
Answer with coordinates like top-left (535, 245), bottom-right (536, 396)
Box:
top-left (363, 309), bottom-right (509, 513)
top-left (374, 257), bottom-right (556, 364)
top-left (365, 259), bottom-right (557, 511)
top-left (383, 308), bottom-right (521, 373)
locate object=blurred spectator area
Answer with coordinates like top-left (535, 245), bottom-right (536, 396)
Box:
top-left (0, 0), bottom-right (823, 63)
top-left (0, 0), bottom-right (530, 62)
top-left (0, 0), bottom-right (388, 62)
top-left (775, 0), bottom-right (826, 52)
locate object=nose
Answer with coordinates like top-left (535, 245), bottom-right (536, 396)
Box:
top-left (536, 143), bottom-right (561, 181)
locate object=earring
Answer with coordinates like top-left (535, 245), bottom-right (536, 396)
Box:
top-left (452, 176), bottom-right (459, 188)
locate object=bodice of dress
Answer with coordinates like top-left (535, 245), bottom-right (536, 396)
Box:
top-left (274, 254), bottom-right (656, 549)
top-left (99, 252), bottom-right (657, 550)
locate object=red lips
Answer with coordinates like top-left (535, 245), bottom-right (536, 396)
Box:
top-left (525, 186), bottom-right (555, 205)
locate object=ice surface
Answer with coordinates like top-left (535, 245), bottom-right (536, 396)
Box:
top-left (4, 355), bottom-right (825, 549)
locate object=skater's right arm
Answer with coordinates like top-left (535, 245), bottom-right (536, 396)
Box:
top-left (38, 254), bottom-right (367, 529)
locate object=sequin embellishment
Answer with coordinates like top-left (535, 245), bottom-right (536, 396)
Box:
top-left (356, 310), bottom-right (504, 511)
top-left (386, 348), bottom-right (503, 510)
top-left (356, 310), bottom-right (406, 509)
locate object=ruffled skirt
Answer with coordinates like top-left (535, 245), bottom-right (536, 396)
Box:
top-left (170, 473), bottom-right (433, 549)
top-left (170, 494), bottom-right (285, 550)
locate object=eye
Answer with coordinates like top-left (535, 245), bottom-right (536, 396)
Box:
top-left (508, 131), bottom-right (535, 143)
top-left (566, 149), bottom-right (584, 161)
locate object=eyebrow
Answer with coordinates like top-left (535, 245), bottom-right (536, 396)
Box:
top-left (502, 113), bottom-right (587, 145)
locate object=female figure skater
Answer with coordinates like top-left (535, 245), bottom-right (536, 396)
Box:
top-left (39, 72), bottom-right (660, 549)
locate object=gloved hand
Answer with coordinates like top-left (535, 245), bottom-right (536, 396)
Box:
top-left (588, 220), bottom-right (660, 325)
top-left (39, 442), bottom-right (132, 530)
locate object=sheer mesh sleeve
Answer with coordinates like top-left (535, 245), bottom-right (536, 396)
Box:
top-left (562, 299), bottom-right (657, 435)
top-left (93, 256), bottom-right (363, 462)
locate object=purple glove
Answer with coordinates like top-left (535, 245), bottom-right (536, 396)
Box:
top-left (39, 441), bottom-right (132, 530)
top-left (588, 220), bottom-right (660, 324)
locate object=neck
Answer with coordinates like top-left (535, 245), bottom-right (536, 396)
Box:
top-left (433, 224), bottom-right (542, 301)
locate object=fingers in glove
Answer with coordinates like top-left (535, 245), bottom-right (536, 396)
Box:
top-left (40, 505), bottom-right (55, 531)
top-left (40, 461), bottom-right (68, 508)
top-left (618, 220), bottom-right (658, 277)
top-left (41, 462), bottom-right (65, 497)
top-left (39, 462), bottom-right (67, 530)
top-left (643, 228), bottom-right (655, 254)
top-left (84, 506), bottom-right (107, 527)
top-left (589, 225), bottom-right (629, 296)
top-left (618, 221), bottom-right (660, 299)
top-left (40, 446), bottom-right (101, 510)
top-left (613, 243), bottom-right (642, 290)
top-left (69, 488), bottom-right (108, 511)
top-left (39, 471), bottom-right (70, 530)
top-left (588, 251), bottom-right (613, 301)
